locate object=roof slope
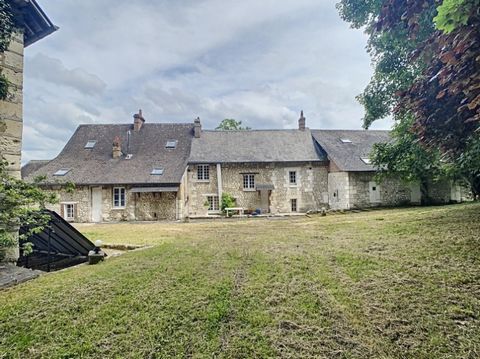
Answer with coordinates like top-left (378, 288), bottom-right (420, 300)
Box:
top-left (189, 129), bottom-right (326, 163)
top-left (24, 123), bottom-right (194, 185)
top-left (311, 130), bottom-right (391, 171)
top-left (21, 160), bottom-right (50, 179)
top-left (12, 0), bottom-right (58, 46)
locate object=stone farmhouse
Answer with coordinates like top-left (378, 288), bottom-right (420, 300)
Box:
top-left (23, 111), bottom-right (459, 222)
top-left (0, 0), bottom-right (57, 179)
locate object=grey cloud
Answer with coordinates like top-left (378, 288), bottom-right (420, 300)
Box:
top-left (26, 53), bottom-right (106, 96)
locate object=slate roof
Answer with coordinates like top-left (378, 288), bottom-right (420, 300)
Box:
top-left (12, 0), bottom-right (58, 46)
top-left (21, 160), bottom-right (50, 178)
top-left (24, 123), bottom-right (194, 185)
top-left (311, 130), bottom-right (391, 172)
top-left (189, 129), bottom-right (326, 163)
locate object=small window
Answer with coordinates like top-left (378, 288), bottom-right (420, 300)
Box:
top-left (64, 204), bottom-right (75, 221)
top-left (207, 195), bottom-right (219, 211)
top-left (165, 140), bottom-right (178, 149)
top-left (340, 138), bottom-right (352, 143)
top-left (243, 174), bottom-right (255, 190)
top-left (151, 168), bottom-right (164, 175)
top-left (289, 171), bottom-right (297, 185)
top-left (291, 199), bottom-right (297, 212)
top-left (113, 187), bottom-right (126, 208)
top-left (84, 140), bottom-right (96, 149)
top-left (197, 165), bottom-right (210, 180)
top-left (361, 157), bottom-right (371, 164)
top-left (54, 169), bottom-right (70, 176)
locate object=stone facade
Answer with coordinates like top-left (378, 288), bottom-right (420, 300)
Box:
top-left (0, 33), bottom-right (24, 179)
top-left (186, 162), bottom-right (329, 217)
top-left (46, 185), bottom-right (179, 222)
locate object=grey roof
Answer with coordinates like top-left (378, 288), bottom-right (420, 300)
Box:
top-left (21, 160), bottom-right (50, 179)
top-left (12, 0), bottom-right (58, 46)
top-left (24, 123), bottom-right (194, 185)
top-left (189, 129), bottom-right (326, 163)
top-left (311, 130), bottom-right (391, 171)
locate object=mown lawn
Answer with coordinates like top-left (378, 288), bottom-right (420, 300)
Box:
top-left (1, 204), bottom-right (480, 358)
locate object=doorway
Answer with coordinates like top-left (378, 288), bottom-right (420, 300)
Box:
top-left (91, 187), bottom-right (102, 222)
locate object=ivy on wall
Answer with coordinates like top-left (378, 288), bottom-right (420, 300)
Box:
top-left (0, 0), bottom-right (16, 100)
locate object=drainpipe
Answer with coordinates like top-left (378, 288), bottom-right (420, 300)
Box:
top-left (217, 163), bottom-right (223, 201)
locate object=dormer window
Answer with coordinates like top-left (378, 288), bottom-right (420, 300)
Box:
top-left (340, 138), bottom-right (352, 143)
top-left (165, 140), bottom-right (178, 149)
top-left (361, 157), bottom-right (371, 164)
top-left (84, 140), bottom-right (96, 149)
top-left (151, 167), bottom-right (164, 175)
top-left (54, 169), bottom-right (70, 176)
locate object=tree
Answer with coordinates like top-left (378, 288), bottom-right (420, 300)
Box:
top-left (0, 159), bottom-right (57, 261)
top-left (215, 119), bottom-right (251, 131)
top-left (371, 116), bottom-right (446, 204)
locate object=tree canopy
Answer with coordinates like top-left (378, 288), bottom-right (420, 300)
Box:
top-left (215, 119), bottom-right (251, 131)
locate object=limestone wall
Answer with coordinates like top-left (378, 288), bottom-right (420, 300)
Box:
top-left (187, 162), bottom-right (329, 216)
top-left (0, 33), bottom-right (24, 179)
top-left (45, 186), bottom-right (91, 222)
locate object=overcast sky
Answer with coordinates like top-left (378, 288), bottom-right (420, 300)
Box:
top-left (22, 0), bottom-right (393, 163)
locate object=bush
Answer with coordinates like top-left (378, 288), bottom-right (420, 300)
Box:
top-left (221, 193), bottom-right (236, 212)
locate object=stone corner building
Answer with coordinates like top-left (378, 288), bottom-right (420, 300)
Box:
top-left (0, 0), bottom-right (57, 179)
top-left (24, 111), bottom-right (462, 223)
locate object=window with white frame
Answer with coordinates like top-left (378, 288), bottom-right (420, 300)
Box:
top-left (207, 195), bottom-right (219, 211)
top-left (243, 174), bottom-right (255, 190)
top-left (291, 198), bottom-right (298, 212)
top-left (289, 171), bottom-right (297, 185)
top-left (63, 203), bottom-right (75, 221)
top-left (113, 187), bottom-right (126, 208)
top-left (197, 164), bottom-right (210, 180)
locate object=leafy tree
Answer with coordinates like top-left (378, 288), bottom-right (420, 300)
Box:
top-left (0, 159), bottom-right (57, 261)
top-left (371, 116), bottom-right (446, 204)
top-left (215, 119), bottom-right (251, 131)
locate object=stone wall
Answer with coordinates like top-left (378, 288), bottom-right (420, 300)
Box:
top-left (46, 185), bottom-right (179, 222)
top-left (327, 172), bottom-right (350, 209)
top-left (0, 32), bottom-right (24, 179)
top-left (186, 162), bottom-right (329, 216)
top-left (348, 172), bottom-right (412, 208)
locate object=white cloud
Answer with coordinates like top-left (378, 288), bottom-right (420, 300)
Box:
top-left (21, 0), bottom-right (390, 164)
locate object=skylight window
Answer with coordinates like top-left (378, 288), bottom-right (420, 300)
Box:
top-left (165, 140), bottom-right (178, 149)
top-left (54, 169), bottom-right (70, 176)
top-left (361, 157), bottom-right (372, 164)
top-left (84, 140), bottom-right (96, 149)
top-left (340, 138), bottom-right (352, 143)
top-left (151, 167), bottom-right (164, 175)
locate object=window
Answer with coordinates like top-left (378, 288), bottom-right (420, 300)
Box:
top-left (340, 138), bottom-right (352, 143)
top-left (54, 169), bottom-right (70, 176)
top-left (197, 165), bottom-right (209, 180)
top-left (291, 198), bottom-right (298, 212)
top-left (207, 195), bottom-right (219, 211)
top-left (64, 204), bottom-right (75, 221)
top-left (289, 171), bottom-right (297, 185)
top-left (113, 187), bottom-right (126, 208)
top-left (361, 157), bottom-right (371, 164)
top-left (84, 140), bottom-right (96, 149)
top-left (165, 140), bottom-right (178, 149)
top-left (151, 167), bottom-right (164, 175)
top-left (243, 174), bottom-right (255, 190)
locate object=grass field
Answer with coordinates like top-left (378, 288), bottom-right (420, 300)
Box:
top-left (1, 204), bottom-right (479, 358)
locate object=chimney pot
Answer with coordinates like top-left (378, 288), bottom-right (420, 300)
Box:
top-left (298, 110), bottom-right (306, 131)
top-left (194, 117), bottom-right (201, 138)
top-left (134, 109), bottom-right (145, 131)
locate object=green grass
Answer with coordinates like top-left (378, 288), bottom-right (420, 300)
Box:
top-left (1, 203), bottom-right (480, 358)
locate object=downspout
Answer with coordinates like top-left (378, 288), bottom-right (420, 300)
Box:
top-left (217, 163), bottom-right (223, 203)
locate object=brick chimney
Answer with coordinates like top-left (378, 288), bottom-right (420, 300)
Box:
top-left (194, 117), bottom-right (201, 138)
top-left (112, 136), bottom-right (122, 158)
top-left (133, 109), bottom-right (145, 131)
top-left (298, 110), bottom-right (306, 131)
